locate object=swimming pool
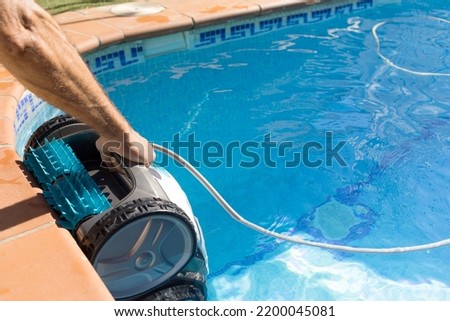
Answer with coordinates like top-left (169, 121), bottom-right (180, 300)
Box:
top-left (13, 0), bottom-right (450, 301)
top-left (86, 0), bottom-right (450, 300)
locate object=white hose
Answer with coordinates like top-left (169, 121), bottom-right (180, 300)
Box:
top-left (372, 20), bottom-right (450, 77)
top-left (153, 143), bottom-right (450, 254)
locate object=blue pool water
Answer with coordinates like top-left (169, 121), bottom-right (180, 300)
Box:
top-left (96, 0), bottom-right (450, 300)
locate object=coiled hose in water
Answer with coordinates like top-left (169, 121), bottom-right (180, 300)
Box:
top-left (153, 143), bottom-right (450, 254)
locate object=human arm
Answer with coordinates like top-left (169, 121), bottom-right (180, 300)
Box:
top-left (0, 0), bottom-right (154, 166)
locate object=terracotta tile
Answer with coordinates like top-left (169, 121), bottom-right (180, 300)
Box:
top-left (0, 67), bottom-right (16, 82)
top-left (63, 29), bottom-right (100, 53)
top-left (0, 82), bottom-right (25, 102)
top-left (0, 148), bottom-right (56, 241)
top-left (100, 8), bottom-right (193, 39)
top-left (72, 1), bottom-right (168, 20)
top-left (252, 0), bottom-right (319, 13)
top-left (157, 0), bottom-right (261, 26)
top-left (0, 118), bottom-right (14, 146)
top-left (0, 96), bottom-right (17, 121)
top-left (62, 20), bottom-right (124, 47)
top-left (54, 10), bottom-right (86, 25)
top-left (0, 81), bottom-right (17, 96)
top-left (72, 4), bottom-right (118, 21)
top-left (0, 66), bottom-right (25, 102)
top-left (0, 223), bottom-right (113, 300)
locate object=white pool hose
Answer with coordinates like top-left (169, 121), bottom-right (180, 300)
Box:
top-left (151, 18), bottom-right (450, 254)
top-left (153, 143), bottom-right (450, 254)
top-left (373, 20), bottom-right (450, 77)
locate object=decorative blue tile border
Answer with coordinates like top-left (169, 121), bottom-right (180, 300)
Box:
top-left (14, 0), bottom-right (378, 156)
top-left (190, 0), bottom-right (374, 48)
top-left (14, 92), bottom-right (44, 134)
top-left (14, 91), bottom-right (63, 158)
top-left (84, 41), bottom-right (145, 76)
top-left (82, 0), bottom-right (376, 77)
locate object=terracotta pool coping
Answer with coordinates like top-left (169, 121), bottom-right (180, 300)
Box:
top-left (0, 0), bottom-right (321, 300)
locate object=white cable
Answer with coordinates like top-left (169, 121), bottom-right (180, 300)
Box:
top-left (372, 21), bottom-right (450, 77)
top-left (153, 143), bottom-right (450, 254)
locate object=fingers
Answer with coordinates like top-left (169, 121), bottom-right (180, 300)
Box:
top-left (123, 132), bottom-right (155, 167)
top-left (95, 136), bottom-right (122, 171)
top-left (95, 133), bottom-right (155, 169)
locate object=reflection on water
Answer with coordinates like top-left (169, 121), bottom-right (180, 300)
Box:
top-left (98, 0), bottom-right (450, 300)
top-left (212, 246), bottom-right (450, 300)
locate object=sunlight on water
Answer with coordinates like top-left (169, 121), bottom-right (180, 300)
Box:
top-left (212, 246), bottom-right (450, 300)
top-left (97, 0), bottom-right (450, 300)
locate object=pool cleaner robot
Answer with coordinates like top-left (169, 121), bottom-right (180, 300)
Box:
top-left (24, 115), bottom-right (208, 301)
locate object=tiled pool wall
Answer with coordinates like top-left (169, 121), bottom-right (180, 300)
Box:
top-left (14, 0), bottom-right (379, 157)
top-left (86, 0), bottom-right (376, 75)
top-left (0, 0), bottom-right (391, 300)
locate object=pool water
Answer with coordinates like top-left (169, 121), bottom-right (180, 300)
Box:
top-left (96, 0), bottom-right (450, 300)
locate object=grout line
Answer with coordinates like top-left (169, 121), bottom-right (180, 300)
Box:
top-left (0, 221), bottom-right (56, 246)
top-left (62, 26), bottom-right (102, 39)
top-left (0, 115), bottom-right (14, 122)
top-left (95, 20), bottom-right (126, 46)
top-left (0, 95), bottom-right (20, 102)
top-left (0, 143), bottom-right (14, 148)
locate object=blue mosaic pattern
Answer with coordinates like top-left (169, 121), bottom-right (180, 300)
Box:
top-left (85, 41), bottom-right (145, 75)
top-left (14, 92), bottom-right (45, 134)
top-left (80, 0), bottom-right (374, 75)
top-left (193, 0), bottom-right (373, 48)
top-left (14, 0), bottom-right (376, 155)
top-left (14, 91), bottom-right (63, 158)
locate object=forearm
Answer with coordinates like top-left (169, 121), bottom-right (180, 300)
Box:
top-left (0, 0), bottom-right (131, 140)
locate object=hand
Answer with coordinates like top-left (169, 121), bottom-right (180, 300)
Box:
top-left (95, 131), bottom-right (155, 169)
